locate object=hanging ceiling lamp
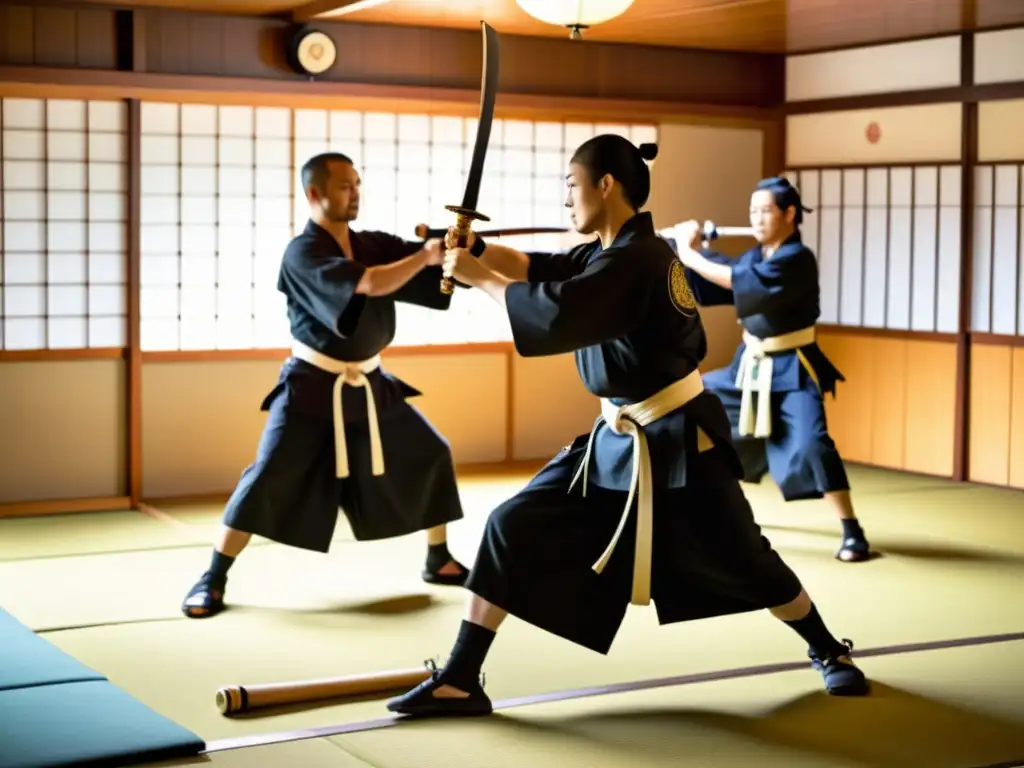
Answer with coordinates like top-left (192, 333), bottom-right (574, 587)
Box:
top-left (514, 0), bottom-right (636, 39)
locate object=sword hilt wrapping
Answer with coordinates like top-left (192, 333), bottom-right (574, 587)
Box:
top-left (441, 214), bottom-right (473, 295)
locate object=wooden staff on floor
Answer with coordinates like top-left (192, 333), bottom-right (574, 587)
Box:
top-left (216, 667), bottom-right (433, 715)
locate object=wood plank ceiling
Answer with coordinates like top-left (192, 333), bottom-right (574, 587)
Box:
top-left (64, 0), bottom-right (1024, 53)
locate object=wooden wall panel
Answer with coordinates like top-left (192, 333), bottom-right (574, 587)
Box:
top-left (140, 352), bottom-right (511, 499)
top-left (134, 9), bottom-right (784, 107)
top-left (975, 1), bottom-right (1024, 29)
top-left (967, 342), bottom-right (1012, 485)
top-left (903, 340), bottom-right (957, 476)
top-left (966, 341), bottom-right (1024, 489)
top-left (818, 329), bottom-right (957, 476)
top-left (818, 331), bottom-right (875, 464)
top-left (0, 2), bottom-right (120, 69)
top-left (512, 354), bottom-right (598, 460)
top-left (869, 338), bottom-right (907, 468)
top-left (1009, 348), bottom-right (1024, 488)
top-left (0, 360), bottom-right (126, 502)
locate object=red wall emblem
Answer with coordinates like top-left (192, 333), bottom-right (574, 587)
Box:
top-left (865, 122), bottom-right (881, 144)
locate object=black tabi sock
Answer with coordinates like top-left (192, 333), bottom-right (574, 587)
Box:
top-left (425, 541), bottom-right (454, 572)
top-left (206, 550), bottom-right (235, 583)
top-left (785, 604), bottom-right (847, 658)
top-left (439, 620), bottom-right (495, 689)
top-left (841, 518), bottom-right (865, 540)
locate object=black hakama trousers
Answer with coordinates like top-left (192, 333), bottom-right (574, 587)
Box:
top-left (221, 384), bottom-right (464, 553)
top-left (464, 437), bottom-right (805, 655)
top-left (701, 366), bottom-right (851, 501)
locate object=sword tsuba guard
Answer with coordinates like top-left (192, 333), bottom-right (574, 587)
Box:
top-left (440, 205), bottom-right (491, 294)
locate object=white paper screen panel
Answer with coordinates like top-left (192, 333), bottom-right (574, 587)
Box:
top-left (974, 29), bottom-right (1024, 86)
top-left (971, 165), bottom-right (1024, 334)
top-left (1, 97), bottom-right (128, 350)
top-left (784, 165), bottom-right (962, 333)
top-left (786, 36), bottom-right (960, 102)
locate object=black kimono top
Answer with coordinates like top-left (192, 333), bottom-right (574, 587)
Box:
top-left (264, 219), bottom-right (451, 422)
top-left (505, 212), bottom-right (740, 492)
top-left (669, 231), bottom-right (844, 395)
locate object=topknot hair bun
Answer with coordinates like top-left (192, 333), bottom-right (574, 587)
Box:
top-left (638, 142), bottom-right (658, 161)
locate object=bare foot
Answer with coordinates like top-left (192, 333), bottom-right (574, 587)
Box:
top-left (435, 559), bottom-right (465, 576)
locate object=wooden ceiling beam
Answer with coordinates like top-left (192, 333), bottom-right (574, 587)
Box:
top-left (291, 0), bottom-right (392, 24)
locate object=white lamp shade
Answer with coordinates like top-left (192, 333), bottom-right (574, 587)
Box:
top-left (515, 0), bottom-right (635, 27)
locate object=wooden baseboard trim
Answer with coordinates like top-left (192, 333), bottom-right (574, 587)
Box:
top-left (0, 496), bottom-right (133, 519)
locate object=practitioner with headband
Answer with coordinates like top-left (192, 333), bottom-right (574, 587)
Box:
top-left (668, 177), bottom-right (871, 563)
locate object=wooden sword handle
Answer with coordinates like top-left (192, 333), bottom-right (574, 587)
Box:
top-left (441, 214), bottom-right (474, 295)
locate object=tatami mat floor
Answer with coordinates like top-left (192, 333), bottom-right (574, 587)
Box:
top-left (1, 464), bottom-right (1023, 767)
top-left (149, 640), bottom-right (1024, 768)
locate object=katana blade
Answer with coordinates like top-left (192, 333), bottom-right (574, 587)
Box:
top-left (459, 21), bottom-right (499, 214)
top-left (439, 21), bottom-right (500, 295)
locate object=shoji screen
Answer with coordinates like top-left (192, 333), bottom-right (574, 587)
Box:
top-left (971, 164), bottom-right (1024, 335)
top-left (783, 165), bottom-right (962, 333)
top-left (1, 97), bottom-right (128, 350)
top-left (138, 102), bottom-right (295, 352)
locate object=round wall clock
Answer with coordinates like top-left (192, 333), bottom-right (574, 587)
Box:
top-left (286, 27), bottom-right (337, 77)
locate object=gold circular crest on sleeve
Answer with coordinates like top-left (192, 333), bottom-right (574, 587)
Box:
top-left (668, 260), bottom-right (698, 315)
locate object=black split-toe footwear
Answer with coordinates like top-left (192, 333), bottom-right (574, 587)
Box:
top-left (181, 572), bottom-right (226, 619)
top-left (422, 559), bottom-right (470, 587)
top-left (810, 639), bottom-right (870, 696)
top-left (387, 661), bottom-right (492, 717)
top-left (836, 535), bottom-right (871, 562)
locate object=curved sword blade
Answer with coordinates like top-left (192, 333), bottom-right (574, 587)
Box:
top-left (461, 21), bottom-right (500, 212)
